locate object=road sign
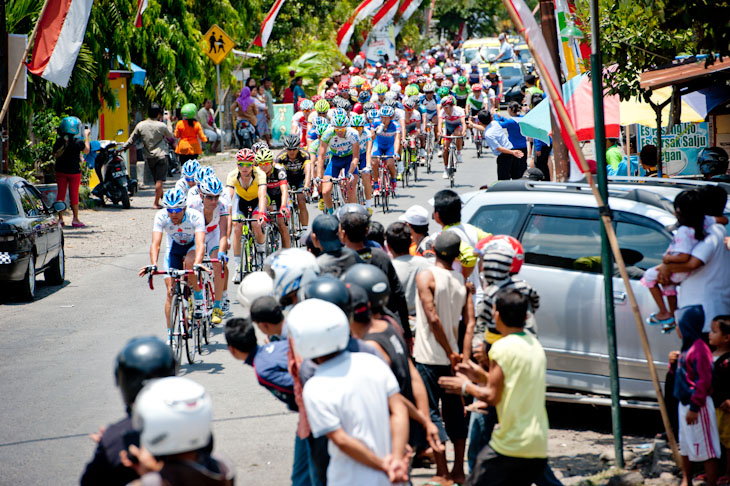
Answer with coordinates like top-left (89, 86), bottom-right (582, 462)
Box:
top-left (203, 25), bottom-right (234, 65)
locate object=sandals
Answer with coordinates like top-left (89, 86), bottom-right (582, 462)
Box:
top-left (646, 313), bottom-right (675, 333)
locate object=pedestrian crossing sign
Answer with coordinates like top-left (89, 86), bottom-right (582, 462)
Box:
top-left (203, 25), bottom-right (234, 65)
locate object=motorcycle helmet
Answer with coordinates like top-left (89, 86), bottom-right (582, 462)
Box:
top-left (115, 336), bottom-right (176, 409)
top-left (199, 175), bottom-right (223, 196)
top-left (284, 134), bottom-right (301, 150)
top-left (264, 248), bottom-right (320, 304)
top-left (132, 377), bottom-right (212, 456)
top-left (304, 276), bottom-right (352, 315)
top-left (161, 188), bottom-right (187, 209)
top-left (181, 103), bottom-right (197, 120)
top-left (182, 159), bottom-right (200, 179)
top-left (237, 271), bottom-right (274, 311)
top-left (698, 147), bottom-right (729, 177)
top-left (286, 299), bottom-right (350, 360)
top-left (315, 99), bottom-right (330, 114)
top-left (342, 264), bottom-right (390, 311)
top-left (59, 116), bottom-right (82, 136)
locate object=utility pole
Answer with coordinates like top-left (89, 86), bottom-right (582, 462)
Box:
top-left (1, 0), bottom-right (8, 173)
top-left (538, 0), bottom-right (569, 180)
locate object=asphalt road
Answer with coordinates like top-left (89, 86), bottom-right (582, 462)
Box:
top-left (0, 138), bottom-right (498, 485)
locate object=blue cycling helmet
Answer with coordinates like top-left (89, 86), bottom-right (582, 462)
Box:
top-left (332, 110), bottom-right (349, 128)
top-left (195, 165), bottom-right (215, 185)
top-left (59, 116), bottom-right (82, 136)
top-left (367, 109), bottom-right (380, 120)
top-left (161, 188), bottom-right (187, 209)
top-left (315, 120), bottom-right (330, 137)
top-left (182, 160), bottom-right (200, 179)
top-left (380, 106), bottom-right (395, 118)
top-left (357, 91), bottom-right (371, 103)
top-left (199, 175), bottom-right (223, 196)
top-left (350, 113), bottom-right (366, 127)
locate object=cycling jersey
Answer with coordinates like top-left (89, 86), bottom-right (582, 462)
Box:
top-left (226, 168), bottom-right (266, 201)
top-left (261, 163), bottom-right (289, 204)
top-left (442, 106), bottom-right (466, 125)
top-left (174, 177), bottom-right (195, 197)
top-left (403, 110), bottom-right (422, 132)
top-left (291, 111), bottom-right (309, 135)
top-left (153, 208), bottom-right (205, 246)
top-left (452, 86), bottom-right (470, 101)
top-left (321, 127), bottom-right (360, 157)
top-left (467, 94), bottom-right (486, 113)
top-left (275, 149), bottom-right (310, 176)
top-left (418, 94), bottom-right (441, 119)
top-left (468, 71), bottom-right (481, 85)
top-left (374, 120), bottom-right (400, 148)
top-left (187, 193), bottom-right (230, 255)
top-left (357, 127), bottom-right (372, 154)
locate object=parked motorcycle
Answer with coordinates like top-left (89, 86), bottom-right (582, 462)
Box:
top-left (90, 141), bottom-right (137, 209)
top-left (235, 119), bottom-right (255, 149)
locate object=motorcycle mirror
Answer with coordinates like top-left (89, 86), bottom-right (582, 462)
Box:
top-left (52, 201), bottom-right (67, 213)
top-left (117, 129), bottom-right (124, 136)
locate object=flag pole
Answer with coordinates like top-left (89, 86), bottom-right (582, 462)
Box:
top-left (0, 0), bottom-right (52, 126)
top-left (211, 37), bottom-right (257, 121)
top-left (500, 0), bottom-right (682, 466)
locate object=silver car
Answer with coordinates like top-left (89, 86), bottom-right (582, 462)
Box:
top-left (461, 178), bottom-right (730, 405)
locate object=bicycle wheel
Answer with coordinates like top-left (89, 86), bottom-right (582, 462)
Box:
top-left (185, 314), bottom-right (196, 364)
top-left (449, 151), bottom-right (456, 188)
top-left (413, 151), bottom-right (419, 182)
top-left (169, 294), bottom-right (183, 366)
top-left (401, 149), bottom-right (407, 189)
top-left (357, 180), bottom-right (365, 205)
top-left (290, 206), bottom-right (300, 248)
top-left (426, 137), bottom-right (433, 174)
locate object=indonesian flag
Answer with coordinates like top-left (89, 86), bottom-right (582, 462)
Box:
top-left (394, 0), bottom-right (423, 37)
top-left (337, 0), bottom-right (384, 54)
top-left (135, 0), bottom-right (148, 28)
top-left (371, 0), bottom-right (399, 31)
top-left (254, 0), bottom-right (287, 48)
top-left (27, 0), bottom-right (94, 88)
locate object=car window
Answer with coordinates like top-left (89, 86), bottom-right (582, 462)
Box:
top-left (498, 65), bottom-right (522, 80)
top-left (521, 214), bottom-right (602, 273)
top-left (469, 204), bottom-right (525, 236)
top-left (24, 184), bottom-right (48, 212)
top-left (0, 185), bottom-right (19, 215)
top-left (16, 186), bottom-right (43, 217)
top-left (615, 221), bottom-right (671, 274)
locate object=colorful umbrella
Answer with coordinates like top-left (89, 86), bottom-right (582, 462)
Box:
top-left (619, 88), bottom-right (705, 127)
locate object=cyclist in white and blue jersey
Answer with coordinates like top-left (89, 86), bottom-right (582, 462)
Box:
top-left (372, 105), bottom-right (400, 195)
top-left (419, 82), bottom-right (442, 140)
top-left (350, 113), bottom-right (374, 212)
top-left (316, 111), bottom-right (360, 213)
top-left (174, 159), bottom-right (200, 197)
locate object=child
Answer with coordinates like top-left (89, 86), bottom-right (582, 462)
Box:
top-left (674, 305), bottom-right (720, 486)
top-left (710, 315), bottom-right (730, 483)
top-left (641, 190), bottom-right (706, 331)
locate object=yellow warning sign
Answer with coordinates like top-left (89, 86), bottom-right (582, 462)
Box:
top-left (203, 25), bottom-right (234, 65)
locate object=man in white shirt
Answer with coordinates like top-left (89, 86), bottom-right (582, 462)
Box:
top-left (387, 221), bottom-right (431, 317)
top-left (197, 99), bottom-right (221, 152)
top-left (495, 33), bottom-right (515, 62)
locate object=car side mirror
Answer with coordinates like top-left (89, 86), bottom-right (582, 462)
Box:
top-left (52, 201), bottom-right (67, 212)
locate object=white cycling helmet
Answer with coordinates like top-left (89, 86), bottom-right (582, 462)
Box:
top-left (431, 65), bottom-right (442, 74)
top-left (264, 249), bottom-right (320, 303)
top-left (181, 160), bottom-right (200, 180)
top-left (287, 299), bottom-right (350, 360)
top-left (237, 271), bottom-right (274, 312)
top-left (199, 175), bottom-right (223, 196)
top-left (194, 165), bottom-right (215, 185)
top-left (161, 188), bottom-right (187, 209)
top-left (389, 83), bottom-right (401, 93)
top-left (132, 377), bottom-right (212, 456)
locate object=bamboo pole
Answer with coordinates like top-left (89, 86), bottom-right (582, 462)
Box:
top-left (501, 0), bottom-right (682, 466)
top-left (0, 0), bottom-right (52, 126)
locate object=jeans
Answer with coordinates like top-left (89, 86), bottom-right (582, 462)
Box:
top-left (415, 362), bottom-right (468, 442)
top-left (291, 435), bottom-right (312, 486)
top-left (467, 407), bottom-right (498, 473)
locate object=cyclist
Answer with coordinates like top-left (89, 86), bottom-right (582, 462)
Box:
top-left (419, 82), bottom-right (441, 143)
top-left (365, 105), bottom-right (380, 129)
top-left (353, 90), bottom-right (370, 114)
top-left (485, 64), bottom-right (503, 103)
top-left (277, 134), bottom-right (311, 231)
top-left (439, 95), bottom-right (466, 178)
top-left (252, 140), bottom-right (269, 154)
top-left (187, 174), bottom-right (229, 325)
top-left (227, 148), bottom-right (268, 284)
top-left (452, 76), bottom-right (470, 110)
top-left (467, 83), bottom-right (487, 139)
top-left (433, 70), bottom-right (445, 88)
top-left (291, 99), bottom-right (314, 147)
top-left (316, 111), bottom-right (360, 213)
top-left (401, 96), bottom-right (425, 163)
top-left (139, 188), bottom-right (206, 343)
top-left (349, 113), bottom-right (375, 212)
top-left (468, 60), bottom-right (482, 85)
top-left (255, 148), bottom-right (291, 249)
top-left (174, 159), bottom-right (200, 196)
top-left (311, 99), bottom-right (331, 134)
top-left (372, 105), bottom-right (400, 195)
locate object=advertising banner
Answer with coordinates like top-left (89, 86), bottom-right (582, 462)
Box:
top-left (271, 103), bottom-right (294, 147)
top-left (637, 122), bottom-right (709, 176)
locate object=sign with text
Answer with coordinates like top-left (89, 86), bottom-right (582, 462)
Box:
top-left (270, 103), bottom-right (294, 146)
top-left (637, 122), bottom-right (709, 177)
top-left (203, 25), bottom-right (234, 65)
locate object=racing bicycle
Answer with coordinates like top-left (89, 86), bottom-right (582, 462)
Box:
top-left (442, 135), bottom-right (463, 189)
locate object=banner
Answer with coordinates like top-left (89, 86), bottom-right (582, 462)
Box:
top-left (271, 103), bottom-right (295, 146)
top-left (336, 0), bottom-right (384, 54)
top-left (394, 0), bottom-right (423, 37)
top-left (254, 0), bottom-right (287, 48)
top-left (637, 122), bottom-right (709, 176)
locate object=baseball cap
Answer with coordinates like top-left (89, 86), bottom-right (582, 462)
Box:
top-left (312, 214), bottom-right (342, 252)
top-left (433, 231), bottom-right (461, 261)
top-left (332, 71), bottom-right (342, 77)
top-left (399, 205), bottom-right (429, 226)
top-left (498, 33), bottom-right (506, 40)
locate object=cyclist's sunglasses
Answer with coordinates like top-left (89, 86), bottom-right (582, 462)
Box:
top-left (238, 161), bottom-right (254, 167)
top-left (185, 177), bottom-right (195, 182)
top-left (258, 161), bottom-right (272, 166)
top-left (167, 208), bottom-right (184, 214)
top-left (204, 194), bottom-right (219, 200)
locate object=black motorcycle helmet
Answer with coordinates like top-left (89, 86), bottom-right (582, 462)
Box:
top-left (115, 336), bottom-right (176, 411)
top-left (336, 203), bottom-right (370, 222)
top-left (304, 276), bottom-right (352, 316)
top-left (283, 134), bottom-right (301, 150)
top-left (698, 147), bottom-right (729, 179)
top-left (342, 264), bottom-right (390, 312)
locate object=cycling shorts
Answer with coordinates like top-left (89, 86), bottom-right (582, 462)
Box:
top-left (445, 122), bottom-right (463, 136)
top-left (406, 123), bottom-right (420, 134)
top-left (287, 172), bottom-right (306, 190)
top-left (456, 98), bottom-right (467, 109)
top-left (205, 226), bottom-right (220, 257)
top-left (165, 241), bottom-right (195, 271)
top-left (325, 154), bottom-right (354, 178)
top-left (356, 151), bottom-right (370, 174)
top-left (470, 107), bottom-right (481, 118)
top-left (425, 111), bottom-right (438, 121)
top-left (232, 193), bottom-right (258, 222)
top-left (372, 143), bottom-right (395, 158)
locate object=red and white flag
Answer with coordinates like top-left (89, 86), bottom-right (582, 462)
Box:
top-left (393, 0), bottom-right (423, 36)
top-left (27, 0), bottom-right (94, 88)
top-left (135, 0), bottom-right (148, 28)
top-left (254, 0), bottom-right (287, 48)
top-left (337, 0), bottom-right (384, 54)
top-left (371, 0), bottom-right (399, 31)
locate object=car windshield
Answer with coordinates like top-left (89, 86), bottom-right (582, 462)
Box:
top-left (516, 49), bottom-right (531, 64)
top-left (0, 185), bottom-right (19, 215)
top-left (499, 65), bottom-right (523, 80)
top-left (462, 46), bottom-right (500, 64)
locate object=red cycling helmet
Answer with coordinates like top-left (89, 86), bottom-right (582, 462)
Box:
top-left (324, 90), bottom-right (336, 100)
top-left (476, 235), bottom-right (524, 274)
top-left (338, 80), bottom-right (350, 91)
top-left (472, 84), bottom-right (483, 91)
top-left (414, 67), bottom-right (423, 75)
top-left (441, 95), bottom-right (455, 107)
top-left (351, 67), bottom-right (360, 75)
top-left (236, 148), bottom-right (255, 162)
top-left (311, 94), bottom-right (322, 103)
top-left (427, 58), bottom-right (436, 66)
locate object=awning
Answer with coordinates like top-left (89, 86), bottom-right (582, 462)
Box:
top-left (115, 55), bottom-right (146, 86)
top-left (640, 58), bottom-right (730, 90)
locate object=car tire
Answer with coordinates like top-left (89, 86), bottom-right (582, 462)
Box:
top-left (45, 241), bottom-right (65, 285)
top-left (18, 253), bottom-right (36, 301)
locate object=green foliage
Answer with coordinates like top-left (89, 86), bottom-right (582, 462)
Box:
top-left (9, 110), bottom-right (64, 182)
top-left (276, 42), bottom-right (350, 95)
top-left (434, 0), bottom-right (516, 39)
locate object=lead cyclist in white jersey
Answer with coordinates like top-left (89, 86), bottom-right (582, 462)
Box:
top-left (186, 174), bottom-right (230, 325)
top-left (139, 188), bottom-right (207, 344)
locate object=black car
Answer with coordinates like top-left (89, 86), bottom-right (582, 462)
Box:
top-left (0, 175), bottom-right (66, 300)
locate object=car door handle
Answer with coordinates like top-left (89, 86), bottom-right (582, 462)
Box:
top-left (613, 291), bottom-right (627, 304)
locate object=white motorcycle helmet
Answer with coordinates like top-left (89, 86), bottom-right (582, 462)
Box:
top-left (132, 377), bottom-right (212, 456)
top-left (264, 249), bottom-right (320, 304)
top-left (237, 271), bottom-right (274, 313)
top-left (287, 299), bottom-right (350, 360)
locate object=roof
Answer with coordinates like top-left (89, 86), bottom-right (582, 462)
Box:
top-left (463, 38), bottom-right (500, 48)
top-left (640, 57), bottom-right (730, 90)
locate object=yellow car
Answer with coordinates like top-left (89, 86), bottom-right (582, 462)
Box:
top-left (459, 38), bottom-right (501, 66)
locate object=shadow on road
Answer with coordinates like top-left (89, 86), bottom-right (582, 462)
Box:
top-left (0, 279), bottom-right (70, 305)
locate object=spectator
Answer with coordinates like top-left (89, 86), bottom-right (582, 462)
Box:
top-left (283, 71), bottom-right (296, 104)
top-left (639, 144), bottom-right (659, 176)
top-left (122, 103), bottom-right (175, 208)
top-left (605, 138), bottom-right (623, 172)
top-left (254, 86), bottom-right (271, 146)
top-left (311, 214), bottom-right (362, 278)
top-left (331, 71), bottom-right (342, 86)
top-left (291, 76), bottom-right (307, 108)
top-left (524, 74), bottom-right (543, 97)
top-left (231, 86), bottom-right (259, 143)
top-left (262, 77), bottom-right (275, 126)
top-left (494, 102), bottom-right (528, 173)
top-left (399, 204), bottom-right (435, 258)
top-left (494, 33), bottom-right (514, 62)
top-left (386, 222), bottom-right (431, 317)
top-left (174, 104), bottom-right (207, 163)
top-left (249, 296), bottom-right (285, 340)
top-left (53, 116), bottom-right (90, 228)
top-left (413, 231), bottom-right (474, 485)
top-left (196, 99), bottom-right (221, 153)
top-left (366, 220), bottom-right (385, 247)
top-left (710, 315), bottom-right (730, 482)
top-left (469, 110), bottom-right (525, 180)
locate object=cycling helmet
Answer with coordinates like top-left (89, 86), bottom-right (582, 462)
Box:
top-left (132, 377), bottom-right (212, 456)
top-left (404, 84), bottom-right (420, 97)
top-left (341, 100), bottom-right (353, 112)
top-left (441, 95), bottom-right (455, 107)
top-left (315, 99), bottom-right (330, 113)
top-left (59, 116), bottom-right (82, 136)
top-left (287, 299), bottom-right (350, 360)
top-left (338, 80), bottom-right (350, 91)
top-left (391, 83), bottom-right (403, 94)
top-left (383, 99), bottom-right (398, 109)
top-left (349, 88), bottom-right (359, 100)
top-left (115, 336), bottom-right (176, 409)
top-left (442, 79), bottom-right (453, 88)
top-left (314, 119), bottom-right (330, 137)
top-left (384, 91), bottom-right (398, 101)
top-left (373, 83), bottom-right (388, 95)
top-left (431, 66), bottom-right (442, 75)
top-left (252, 140), bottom-right (269, 153)
top-left (324, 89), bottom-right (336, 100)
top-left (362, 101), bottom-right (376, 113)
top-left (444, 67), bottom-right (454, 76)
top-left (458, 76), bottom-right (467, 85)
top-left (472, 83), bottom-right (483, 92)
top-left (195, 165), bottom-right (215, 185)
top-left (358, 90), bottom-right (371, 103)
top-left (161, 188), bottom-right (187, 209)
top-left (284, 134), bottom-right (301, 150)
top-left (367, 109), bottom-right (380, 120)
top-left (414, 66), bottom-right (423, 75)
top-left (332, 110), bottom-right (349, 128)
top-left (304, 276), bottom-right (352, 315)
top-left (380, 106), bottom-right (395, 118)
top-left (199, 175), bottom-right (223, 196)
top-left (476, 234), bottom-right (525, 277)
top-left (437, 86), bottom-right (451, 97)
top-left (489, 64), bottom-right (499, 74)
top-left (311, 95), bottom-right (322, 103)
top-left (181, 103), bottom-right (197, 120)
top-left (342, 264), bottom-right (390, 311)
top-left (433, 72), bottom-right (445, 80)
top-left (698, 147), bottom-right (729, 177)
top-left (427, 57), bottom-right (437, 66)
top-left (403, 96), bottom-right (418, 110)
top-left (349, 113), bottom-right (366, 127)
top-left (423, 82), bottom-right (436, 93)
top-left (255, 148), bottom-right (274, 164)
top-left (351, 76), bottom-right (365, 87)
top-left (300, 99), bottom-right (314, 111)
top-left (236, 148), bottom-right (255, 163)
top-left (237, 271), bottom-right (274, 311)
top-left (182, 159), bottom-right (200, 178)
top-left (417, 75), bottom-right (428, 84)
top-left (264, 248), bottom-right (320, 303)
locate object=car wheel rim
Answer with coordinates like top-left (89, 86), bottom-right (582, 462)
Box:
top-left (59, 247), bottom-right (65, 279)
top-left (29, 256), bottom-right (35, 294)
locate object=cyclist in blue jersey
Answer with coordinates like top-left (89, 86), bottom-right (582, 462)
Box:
top-left (350, 113), bottom-right (374, 212)
top-left (372, 106), bottom-right (400, 195)
top-left (316, 111), bottom-right (360, 213)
